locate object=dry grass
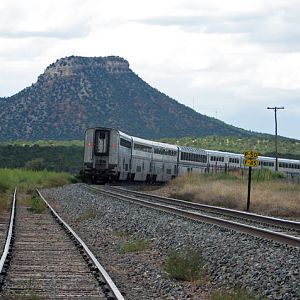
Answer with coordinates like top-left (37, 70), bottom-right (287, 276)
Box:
top-left (153, 173), bottom-right (300, 219)
top-left (0, 192), bottom-right (10, 213)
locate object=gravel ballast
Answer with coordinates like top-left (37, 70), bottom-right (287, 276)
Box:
top-left (42, 184), bottom-right (300, 300)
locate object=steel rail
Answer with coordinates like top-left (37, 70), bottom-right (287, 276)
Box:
top-left (37, 189), bottom-right (125, 300)
top-left (108, 185), bottom-right (300, 231)
top-left (0, 188), bottom-right (16, 275)
top-left (90, 186), bottom-right (300, 248)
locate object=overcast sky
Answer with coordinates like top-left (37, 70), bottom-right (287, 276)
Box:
top-left (1, 0), bottom-right (300, 139)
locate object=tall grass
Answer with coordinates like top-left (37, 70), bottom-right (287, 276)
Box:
top-left (164, 244), bottom-right (205, 281)
top-left (159, 172), bottom-right (300, 218)
top-left (27, 197), bottom-right (47, 214)
top-left (0, 168), bottom-right (74, 193)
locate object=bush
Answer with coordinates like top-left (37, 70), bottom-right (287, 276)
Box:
top-left (164, 244), bottom-right (204, 281)
top-left (27, 197), bottom-right (46, 213)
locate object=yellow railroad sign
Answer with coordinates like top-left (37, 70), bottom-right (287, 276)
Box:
top-left (243, 158), bottom-right (259, 167)
top-left (244, 150), bottom-right (259, 159)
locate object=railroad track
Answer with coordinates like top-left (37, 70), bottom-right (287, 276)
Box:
top-left (0, 189), bottom-right (125, 300)
top-left (88, 184), bottom-right (300, 248)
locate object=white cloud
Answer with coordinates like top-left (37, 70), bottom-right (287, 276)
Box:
top-left (0, 0), bottom-right (300, 139)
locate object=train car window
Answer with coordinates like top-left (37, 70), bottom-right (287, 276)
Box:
top-left (136, 166), bottom-right (142, 172)
top-left (94, 130), bottom-right (109, 155)
top-left (134, 143), bottom-right (152, 153)
top-left (166, 149), bottom-right (177, 156)
top-left (180, 151), bottom-right (207, 162)
top-left (120, 138), bottom-right (132, 149)
top-left (229, 158), bottom-right (239, 164)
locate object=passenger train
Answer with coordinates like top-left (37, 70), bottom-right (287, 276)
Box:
top-left (83, 127), bottom-right (300, 183)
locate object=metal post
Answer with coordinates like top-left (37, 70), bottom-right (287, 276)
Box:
top-left (267, 106), bottom-right (284, 171)
top-left (246, 167), bottom-right (252, 211)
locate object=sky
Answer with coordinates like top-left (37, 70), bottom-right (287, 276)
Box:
top-left (1, 0), bottom-right (300, 140)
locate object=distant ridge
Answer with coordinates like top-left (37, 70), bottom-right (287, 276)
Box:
top-left (0, 55), bottom-right (253, 140)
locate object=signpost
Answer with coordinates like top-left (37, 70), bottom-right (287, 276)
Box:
top-left (243, 151), bottom-right (259, 211)
top-left (244, 151), bottom-right (259, 159)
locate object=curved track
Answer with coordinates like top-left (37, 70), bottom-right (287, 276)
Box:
top-left (108, 186), bottom-right (300, 230)
top-left (0, 189), bottom-right (125, 300)
top-left (88, 185), bottom-right (300, 248)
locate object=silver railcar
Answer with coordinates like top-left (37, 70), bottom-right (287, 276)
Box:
top-left (83, 127), bottom-right (300, 182)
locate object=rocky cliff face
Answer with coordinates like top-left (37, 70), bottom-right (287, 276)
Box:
top-left (0, 55), bottom-right (250, 140)
top-left (42, 56), bottom-right (130, 79)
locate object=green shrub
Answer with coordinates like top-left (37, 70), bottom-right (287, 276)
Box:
top-left (164, 244), bottom-right (204, 281)
top-left (27, 197), bottom-right (46, 213)
top-left (119, 239), bottom-right (150, 253)
top-left (253, 168), bottom-right (285, 182)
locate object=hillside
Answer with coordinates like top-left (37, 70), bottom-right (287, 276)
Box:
top-left (160, 135), bottom-right (300, 160)
top-left (0, 55), bottom-right (253, 141)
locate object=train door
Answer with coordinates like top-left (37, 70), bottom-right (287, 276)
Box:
top-left (94, 130), bottom-right (109, 155)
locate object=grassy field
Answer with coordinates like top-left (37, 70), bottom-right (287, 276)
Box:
top-left (151, 171), bottom-right (300, 219)
top-left (0, 168), bottom-right (75, 212)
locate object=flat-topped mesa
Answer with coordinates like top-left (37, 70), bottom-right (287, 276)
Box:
top-left (40, 55), bottom-right (130, 80)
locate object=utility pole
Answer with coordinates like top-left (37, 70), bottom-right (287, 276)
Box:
top-left (267, 106), bottom-right (284, 171)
